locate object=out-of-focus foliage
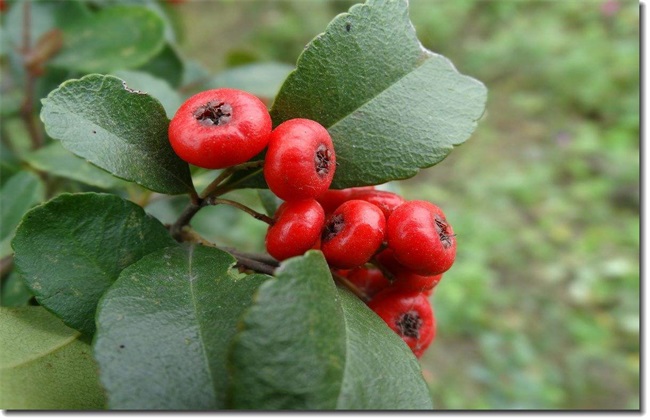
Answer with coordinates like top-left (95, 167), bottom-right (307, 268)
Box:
top-left (177, 0), bottom-right (638, 409)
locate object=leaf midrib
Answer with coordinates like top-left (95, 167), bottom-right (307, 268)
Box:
top-left (186, 245), bottom-right (219, 404)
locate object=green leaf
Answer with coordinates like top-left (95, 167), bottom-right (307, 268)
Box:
top-left (271, 0), bottom-right (487, 188)
top-left (0, 306), bottom-right (106, 409)
top-left (229, 251), bottom-right (432, 409)
top-left (93, 245), bottom-right (268, 410)
top-left (24, 142), bottom-right (127, 190)
top-left (136, 43), bottom-right (185, 88)
top-left (12, 193), bottom-right (176, 335)
top-left (257, 189), bottom-right (282, 216)
top-left (41, 74), bottom-right (194, 195)
top-left (112, 70), bottom-right (183, 118)
top-left (0, 171), bottom-right (45, 259)
top-left (49, 5), bottom-right (165, 73)
top-left (210, 62), bottom-right (295, 102)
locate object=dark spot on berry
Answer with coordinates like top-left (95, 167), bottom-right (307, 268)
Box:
top-left (315, 144), bottom-right (333, 177)
top-left (322, 213), bottom-right (344, 242)
top-left (345, 22), bottom-right (352, 32)
top-left (396, 310), bottom-right (422, 339)
top-left (434, 214), bottom-right (455, 249)
top-left (193, 101), bottom-right (232, 127)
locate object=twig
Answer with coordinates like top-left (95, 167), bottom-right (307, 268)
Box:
top-left (233, 255), bottom-right (276, 276)
top-left (178, 227), bottom-right (276, 275)
top-left (199, 160), bottom-right (264, 200)
top-left (331, 271), bottom-right (370, 302)
top-left (209, 197), bottom-right (274, 225)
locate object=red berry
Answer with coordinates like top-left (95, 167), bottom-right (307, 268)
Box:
top-left (345, 266), bottom-right (391, 298)
top-left (375, 249), bottom-right (443, 293)
top-left (265, 199), bottom-right (325, 261)
top-left (350, 190), bottom-right (405, 219)
top-left (387, 200), bottom-right (456, 276)
top-left (368, 289), bottom-right (436, 358)
top-left (316, 186), bottom-right (375, 214)
top-left (264, 119), bottom-right (336, 201)
top-left (320, 200), bottom-right (386, 269)
top-left (169, 88), bottom-right (271, 169)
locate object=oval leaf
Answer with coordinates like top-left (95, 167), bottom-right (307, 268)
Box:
top-left (49, 5), bottom-right (165, 73)
top-left (271, 0), bottom-right (487, 187)
top-left (0, 306), bottom-right (106, 409)
top-left (93, 245), bottom-right (268, 410)
top-left (229, 251), bottom-right (433, 409)
top-left (40, 74), bottom-right (194, 194)
top-left (12, 193), bottom-right (177, 335)
top-left (0, 171), bottom-right (44, 259)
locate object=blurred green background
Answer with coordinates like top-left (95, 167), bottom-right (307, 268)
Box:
top-left (171, 0), bottom-right (639, 410)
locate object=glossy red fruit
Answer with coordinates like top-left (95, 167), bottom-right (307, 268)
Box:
top-left (321, 200), bottom-right (386, 269)
top-left (265, 199), bottom-right (325, 261)
top-left (387, 200), bottom-right (456, 276)
top-left (345, 266), bottom-right (391, 298)
top-left (169, 88), bottom-right (271, 169)
top-left (351, 190), bottom-right (405, 219)
top-left (316, 186), bottom-right (375, 214)
top-left (264, 119), bottom-right (336, 201)
top-left (375, 249), bottom-right (443, 293)
top-left (368, 289), bottom-right (436, 358)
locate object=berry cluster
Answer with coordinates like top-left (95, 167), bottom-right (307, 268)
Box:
top-left (316, 188), bottom-right (455, 358)
top-left (168, 88), bottom-right (457, 359)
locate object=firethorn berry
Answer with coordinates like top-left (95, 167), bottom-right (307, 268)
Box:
top-left (368, 289), bottom-right (436, 358)
top-left (263, 118), bottom-right (336, 201)
top-left (387, 200), bottom-right (456, 276)
top-left (168, 88), bottom-right (271, 169)
top-left (316, 186), bottom-right (375, 214)
top-left (375, 249), bottom-right (443, 293)
top-left (351, 190), bottom-right (405, 219)
top-left (320, 200), bottom-right (386, 269)
top-left (265, 199), bottom-right (325, 261)
top-left (345, 266), bottom-right (391, 298)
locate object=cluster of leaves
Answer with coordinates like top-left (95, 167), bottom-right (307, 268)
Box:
top-left (1, 0), bottom-right (486, 410)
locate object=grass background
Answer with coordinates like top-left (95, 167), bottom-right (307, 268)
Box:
top-left (173, 0), bottom-right (640, 409)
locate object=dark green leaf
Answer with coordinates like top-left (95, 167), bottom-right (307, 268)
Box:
top-left (335, 289), bottom-right (433, 409)
top-left (271, 0), bottom-right (487, 187)
top-left (93, 245), bottom-right (267, 410)
top-left (229, 251), bottom-right (432, 409)
top-left (0, 171), bottom-right (45, 259)
top-left (210, 62), bottom-right (295, 102)
top-left (12, 193), bottom-right (176, 335)
top-left (49, 5), bottom-right (165, 73)
top-left (41, 74), bottom-right (194, 195)
top-left (0, 306), bottom-right (106, 409)
top-left (24, 142), bottom-right (127, 190)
